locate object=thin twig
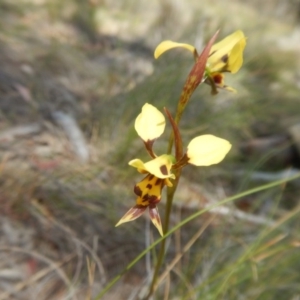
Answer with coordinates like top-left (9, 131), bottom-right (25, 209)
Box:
top-left (52, 111), bottom-right (89, 163)
top-left (203, 203), bottom-right (275, 226)
top-left (30, 200), bottom-right (107, 286)
top-left (163, 273), bottom-right (170, 300)
top-left (156, 216), bottom-right (215, 294)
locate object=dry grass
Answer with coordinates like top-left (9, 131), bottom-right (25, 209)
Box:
top-left (0, 0), bottom-right (300, 299)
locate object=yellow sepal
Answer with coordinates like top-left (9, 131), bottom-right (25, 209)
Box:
top-left (208, 30), bottom-right (246, 73)
top-left (135, 103), bottom-right (166, 142)
top-left (187, 134), bottom-right (232, 166)
top-left (149, 205), bottom-right (163, 236)
top-left (115, 205), bottom-right (147, 227)
top-left (154, 40), bottom-right (196, 59)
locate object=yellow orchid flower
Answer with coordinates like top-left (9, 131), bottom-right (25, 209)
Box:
top-left (154, 30), bottom-right (246, 94)
top-left (116, 104), bottom-right (232, 236)
top-left (116, 156), bottom-right (175, 236)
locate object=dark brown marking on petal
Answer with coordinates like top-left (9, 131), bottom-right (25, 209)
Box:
top-left (142, 193), bottom-right (160, 204)
top-left (221, 54), bottom-right (228, 63)
top-left (142, 194), bottom-right (149, 202)
top-left (155, 178), bottom-right (162, 186)
top-left (148, 195), bottom-right (160, 204)
top-left (146, 183), bottom-right (152, 189)
top-left (134, 204), bottom-right (145, 208)
top-left (160, 165), bottom-right (168, 176)
top-left (148, 174), bottom-right (154, 181)
top-left (212, 74), bottom-right (223, 84)
top-left (134, 185), bottom-right (142, 196)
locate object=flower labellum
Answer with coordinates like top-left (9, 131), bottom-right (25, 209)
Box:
top-left (116, 173), bottom-right (170, 236)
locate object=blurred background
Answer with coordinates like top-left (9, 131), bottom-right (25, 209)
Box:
top-left (1, 0), bottom-right (300, 299)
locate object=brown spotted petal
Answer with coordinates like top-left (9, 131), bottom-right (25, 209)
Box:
top-left (115, 174), bottom-right (169, 234)
top-left (129, 155), bottom-right (175, 180)
top-left (135, 174), bottom-right (164, 206)
top-left (149, 204), bottom-right (163, 236)
top-left (115, 205), bottom-right (147, 227)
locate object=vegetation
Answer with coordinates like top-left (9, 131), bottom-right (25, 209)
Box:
top-left (0, 0), bottom-right (300, 299)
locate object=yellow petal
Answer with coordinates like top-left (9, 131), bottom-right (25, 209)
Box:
top-left (135, 103), bottom-right (165, 141)
top-left (187, 135), bottom-right (232, 166)
top-left (154, 40), bottom-right (196, 59)
top-left (129, 155), bottom-right (175, 179)
top-left (227, 37), bottom-right (246, 74)
top-left (115, 205), bottom-right (147, 227)
top-left (210, 30), bottom-right (245, 56)
top-left (128, 158), bottom-right (147, 173)
top-left (149, 205), bottom-right (164, 236)
top-left (208, 30), bottom-right (246, 72)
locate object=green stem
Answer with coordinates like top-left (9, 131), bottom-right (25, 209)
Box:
top-left (145, 33), bottom-right (216, 294)
top-left (145, 170), bottom-right (181, 299)
top-left (146, 103), bottom-right (184, 298)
